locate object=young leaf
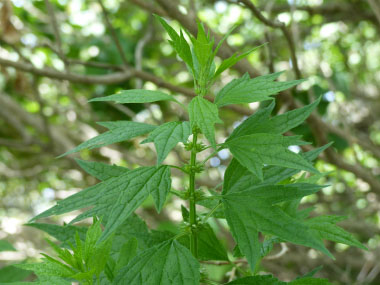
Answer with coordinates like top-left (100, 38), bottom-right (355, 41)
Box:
top-left (225, 133), bottom-right (318, 180)
top-left (213, 24), bottom-right (238, 56)
top-left (59, 121), bottom-right (156, 157)
top-left (192, 21), bottom-right (214, 68)
top-left (141, 121), bottom-right (191, 165)
top-left (89, 89), bottom-right (181, 106)
top-left (213, 45), bottom-right (264, 79)
top-left (188, 96), bottom-right (222, 148)
top-left (215, 72), bottom-right (304, 107)
top-left (75, 159), bottom-right (129, 181)
top-left (155, 15), bottom-right (194, 71)
top-left (222, 185), bottom-right (332, 270)
top-left (114, 240), bottom-right (200, 285)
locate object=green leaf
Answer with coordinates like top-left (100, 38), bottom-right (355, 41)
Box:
top-left (225, 275), bottom-right (331, 285)
top-left (260, 236), bottom-right (281, 258)
top-left (225, 133), bottom-right (318, 180)
top-left (227, 101), bottom-right (275, 141)
top-left (141, 121), bottom-right (191, 164)
top-left (75, 159), bottom-right (129, 180)
top-left (111, 214), bottom-right (153, 254)
top-left (178, 223), bottom-right (228, 261)
top-left (296, 265), bottom-right (324, 279)
top-left (31, 166), bottom-right (171, 243)
top-left (98, 165), bottom-right (172, 242)
top-left (192, 21), bottom-right (214, 68)
top-left (0, 276), bottom-right (71, 285)
top-left (0, 240), bottom-right (16, 252)
top-left (215, 72), bottom-right (305, 107)
top-left (26, 223), bottom-right (87, 248)
top-left (114, 238), bottom-right (138, 273)
top-left (188, 96), bottom-right (222, 148)
top-left (89, 89), bottom-right (180, 105)
top-left (213, 24), bottom-right (238, 56)
top-left (213, 45), bottom-right (263, 79)
top-left (228, 97), bottom-right (320, 141)
top-left (305, 216), bottom-right (367, 250)
top-left (155, 15), bottom-right (194, 71)
top-left (15, 259), bottom-right (75, 278)
top-left (222, 183), bottom-right (331, 270)
top-left (59, 121), bottom-right (156, 157)
top-left (289, 277), bottom-right (331, 285)
top-left (225, 275), bottom-right (282, 284)
top-left (261, 96), bottom-right (321, 134)
top-left (223, 144), bottom-right (332, 195)
top-left (114, 240), bottom-right (200, 285)
top-left (0, 265), bottom-right (32, 282)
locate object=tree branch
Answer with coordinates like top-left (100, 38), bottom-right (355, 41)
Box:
top-left (0, 57), bottom-right (133, 84)
top-left (238, 0), bottom-right (301, 78)
top-left (97, 0), bottom-right (129, 67)
top-left (368, 0), bottom-right (380, 26)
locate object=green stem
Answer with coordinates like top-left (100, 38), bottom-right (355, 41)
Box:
top-left (201, 146), bottom-right (224, 165)
top-left (189, 131), bottom-right (198, 258)
top-left (202, 201), bottom-right (222, 223)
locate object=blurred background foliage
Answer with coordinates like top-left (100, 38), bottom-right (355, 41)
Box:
top-left (0, 0), bottom-right (380, 283)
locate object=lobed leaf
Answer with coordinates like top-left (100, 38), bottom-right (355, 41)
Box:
top-left (222, 183), bottom-right (331, 270)
top-left (59, 121), bottom-right (156, 157)
top-left (141, 121), bottom-right (191, 165)
top-left (215, 72), bottom-right (305, 107)
top-left (114, 240), bottom-right (200, 285)
top-left (228, 97), bottom-right (320, 141)
top-left (227, 101), bottom-right (275, 141)
top-left (225, 133), bottom-right (318, 181)
top-left (75, 159), bottom-right (129, 181)
top-left (31, 166), bottom-right (171, 243)
top-left (26, 223), bottom-right (87, 248)
top-left (15, 259), bottom-right (75, 278)
top-left (306, 216), bottom-right (367, 250)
